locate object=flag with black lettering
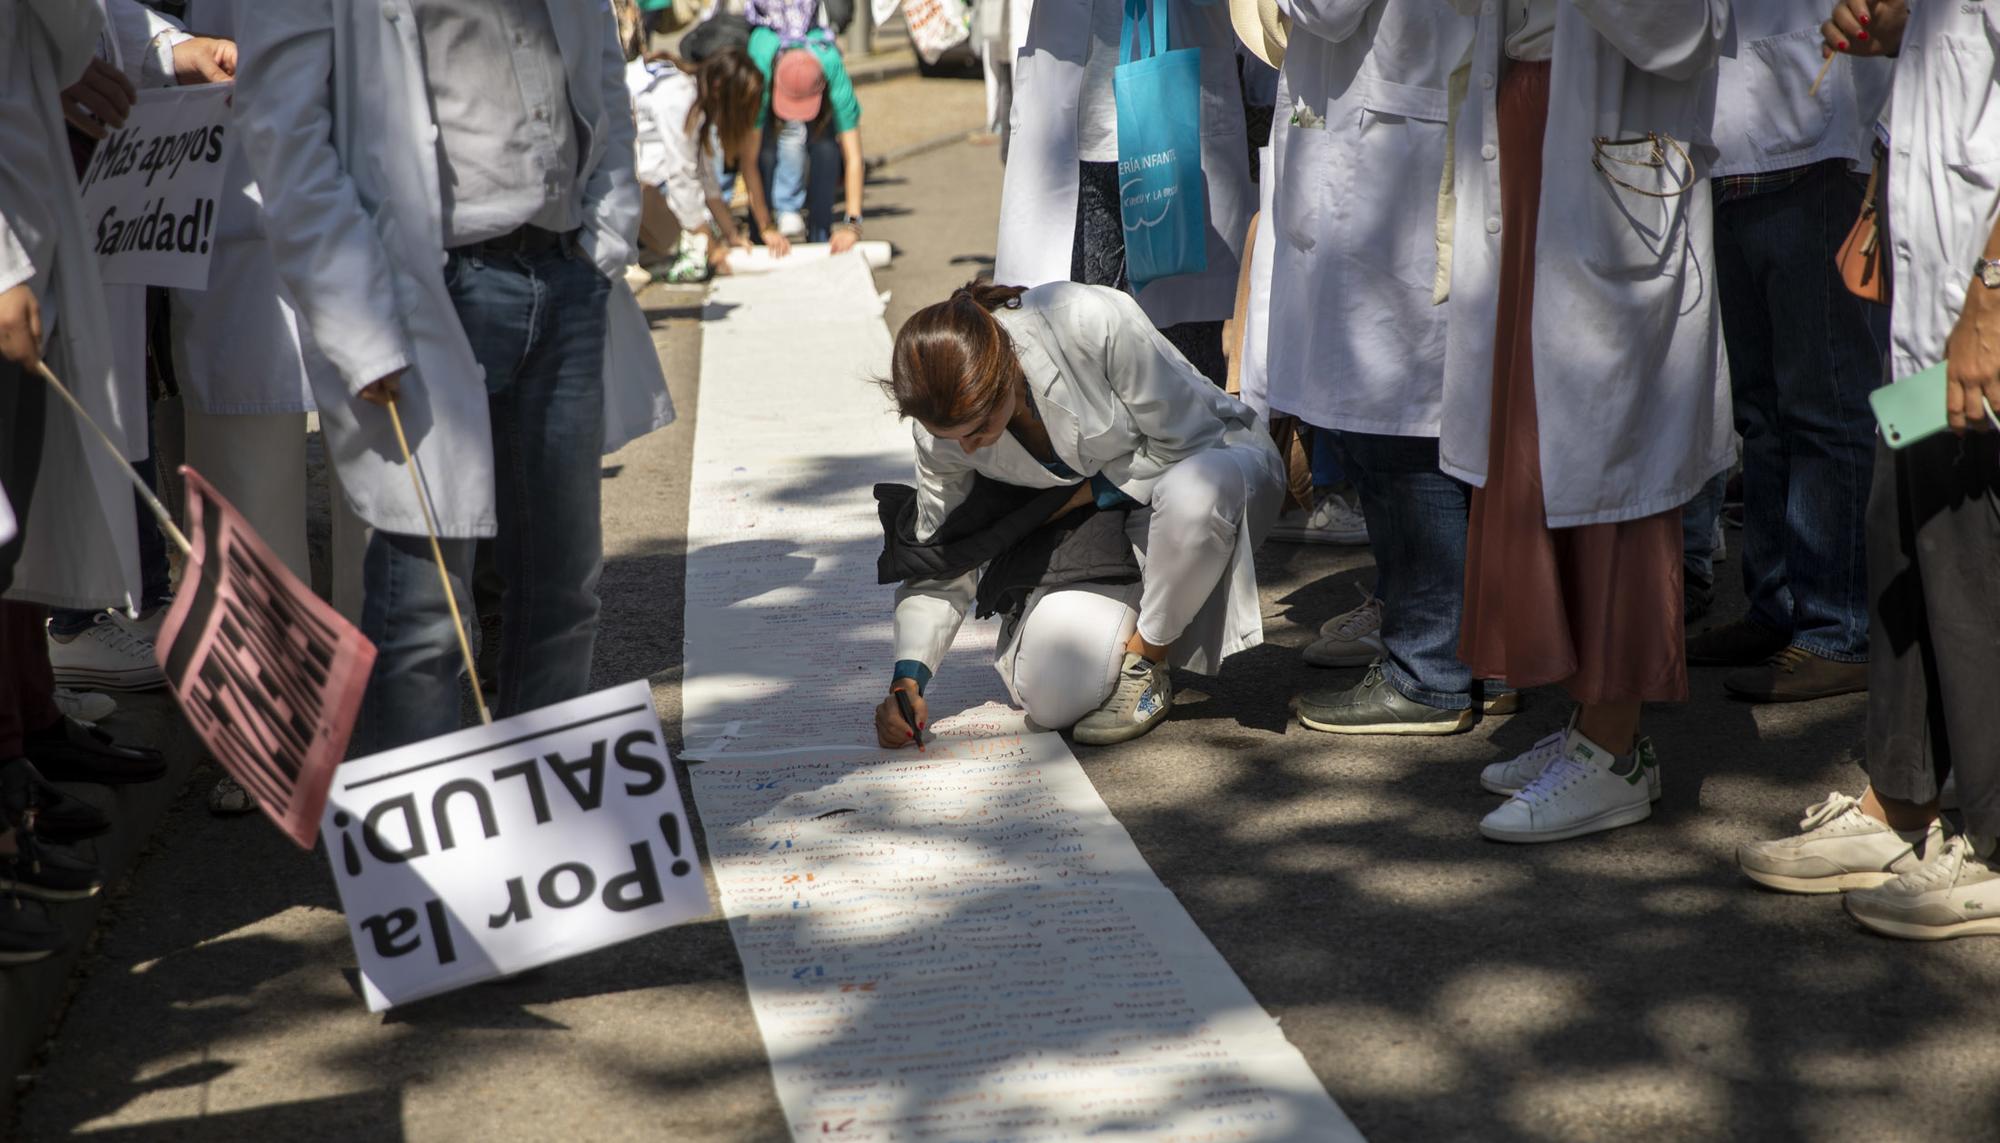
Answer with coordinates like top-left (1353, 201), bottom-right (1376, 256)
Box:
top-left (156, 467), bottom-right (376, 848)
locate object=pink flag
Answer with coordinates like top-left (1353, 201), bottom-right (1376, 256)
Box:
top-left (155, 468), bottom-right (376, 848)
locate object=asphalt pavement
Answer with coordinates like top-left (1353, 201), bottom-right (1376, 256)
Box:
top-left (12, 75), bottom-right (2000, 1143)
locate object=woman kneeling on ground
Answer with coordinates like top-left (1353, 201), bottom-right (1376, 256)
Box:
top-left (873, 282), bottom-right (1284, 748)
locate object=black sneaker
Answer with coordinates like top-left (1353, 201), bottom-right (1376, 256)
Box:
top-left (0, 893), bottom-right (65, 966)
top-left (0, 834), bottom-right (102, 902)
top-left (0, 758), bottom-right (112, 843)
top-left (23, 717), bottom-right (166, 785)
top-left (1296, 663), bottom-right (1474, 736)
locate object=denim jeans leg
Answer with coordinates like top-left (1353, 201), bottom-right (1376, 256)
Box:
top-left (1334, 431), bottom-right (1472, 710)
top-left (803, 130), bottom-right (844, 242)
top-left (353, 531), bottom-right (476, 756)
top-left (1680, 471), bottom-right (1727, 592)
top-left (1718, 166), bottom-right (1881, 660)
top-left (1308, 424), bottom-right (1343, 489)
top-left (773, 119), bottom-right (808, 217)
top-left (485, 249), bottom-right (609, 719)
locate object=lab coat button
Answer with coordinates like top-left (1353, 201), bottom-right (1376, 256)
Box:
top-left (1480, 73), bottom-right (1495, 90)
top-left (383, 4), bottom-right (399, 21)
top-left (1481, 143), bottom-right (1497, 161)
top-left (1485, 217), bottom-right (1501, 235)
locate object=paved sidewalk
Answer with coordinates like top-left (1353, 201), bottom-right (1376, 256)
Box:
top-left (13, 90), bottom-right (2000, 1142)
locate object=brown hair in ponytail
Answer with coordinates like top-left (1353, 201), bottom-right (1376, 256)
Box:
top-left (882, 282), bottom-right (1031, 428)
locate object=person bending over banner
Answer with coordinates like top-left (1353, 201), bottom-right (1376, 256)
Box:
top-left (872, 281), bottom-right (1284, 748)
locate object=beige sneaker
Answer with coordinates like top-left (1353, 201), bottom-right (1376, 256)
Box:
top-left (1844, 835), bottom-right (2000, 940)
top-left (1302, 590), bottom-right (1384, 668)
top-left (1071, 653), bottom-right (1172, 746)
top-left (1737, 792), bottom-right (1943, 894)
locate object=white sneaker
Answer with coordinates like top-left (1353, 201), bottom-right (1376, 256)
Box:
top-left (1711, 516), bottom-right (1727, 564)
top-left (775, 210), bottom-right (806, 239)
top-left (1479, 729), bottom-right (1652, 843)
top-left (1071, 652), bottom-right (1172, 746)
top-left (1268, 492), bottom-right (1369, 546)
top-left (1738, 792), bottom-right (1946, 894)
top-left (53, 688), bottom-right (117, 724)
top-left (48, 612), bottom-right (164, 692)
top-left (1481, 727), bottom-right (1661, 802)
top-left (1302, 589), bottom-right (1384, 668)
top-left (1844, 834), bottom-right (2000, 940)
top-left (113, 607), bottom-right (167, 642)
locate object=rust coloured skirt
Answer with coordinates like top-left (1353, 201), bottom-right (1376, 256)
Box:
top-left (1456, 61), bottom-right (1688, 705)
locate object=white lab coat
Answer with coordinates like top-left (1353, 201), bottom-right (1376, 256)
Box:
top-left (101, 0), bottom-right (189, 457)
top-left (1883, 4), bottom-right (2000, 383)
top-left (993, 0), bottom-right (1252, 328)
top-left (892, 283), bottom-right (1277, 679)
top-left (1267, 0), bottom-right (1472, 437)
top-left (167, 0), bottom-right (318, 415)
top-left (0, 0), bottom-right (142, 610)
top-left (627, 58), bottom-right (717, 233)
top-left (233, 0), bottom-right (673, 539)
top-left (1440, 0), bottom-right (1733, 528)
top-left (1711, 0), bottom-right (1884, 178)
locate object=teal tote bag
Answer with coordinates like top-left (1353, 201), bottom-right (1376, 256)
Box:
top-left (1112, 0), bottom-right (1207, 287)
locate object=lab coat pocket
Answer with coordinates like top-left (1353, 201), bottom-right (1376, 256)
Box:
top-left (1744, 31), bottom-right (1834, 158)
top-left (1275, 120), bottom-right (1333, 254)
top-left (1581, 135), bottom-right (1693, 280)
top-left (1332, 90), bottom-right (1449, 293)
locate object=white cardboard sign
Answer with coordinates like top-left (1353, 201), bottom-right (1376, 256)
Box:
top-left (77, 83), bottom-right (233, 289)
top-left (322, 680), bottom-right (710, 1011)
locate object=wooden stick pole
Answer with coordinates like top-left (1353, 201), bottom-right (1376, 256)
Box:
top-left (384, 398), bottom-right (493, 725)
top-left (33, 361), bottom-right (192, 557)
top-left (1809, 51), bottom-right (1837, 98)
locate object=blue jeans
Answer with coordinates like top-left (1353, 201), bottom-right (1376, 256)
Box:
top-left (771, 120), bottom-right (808, 216)
top-left (1309, 426), bottom-right (1343, 489)
top-left (757, 121), bottom-right (843, 243)
top-left (353, 243), bottom-right (610, 755)
top-left (1681, 470), bottom-right (1727, 591)
top-left (1332, 431), bottom-right (1478, 710)
top-left (1714, 162), bottom-right (1886, 661)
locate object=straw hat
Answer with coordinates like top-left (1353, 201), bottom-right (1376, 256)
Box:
top-left (1229, 0), bottom-right (1289, 71)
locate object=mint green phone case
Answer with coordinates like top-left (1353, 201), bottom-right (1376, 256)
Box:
top-left (1869, 363), bottom-right (1950, 449)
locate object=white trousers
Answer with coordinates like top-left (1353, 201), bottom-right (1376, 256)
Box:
top-left (997, 440), bottom-right (1282, 728)
top-left (181, 409), bottom-right (311, 579)
top-left (1002, 581), bottom-right (1140, 730)
top-left (1130, 441), bottom-right (1283, 652)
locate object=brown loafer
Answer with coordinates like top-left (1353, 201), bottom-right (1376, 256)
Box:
top-left (1724, 646), bottom-right (1868, 703)
top-left (1687, 617), bottom-right (1790, 666)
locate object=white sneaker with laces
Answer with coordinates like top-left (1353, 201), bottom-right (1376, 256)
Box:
top-left (1844, 834), bottom-right (2000, 940)
top-left (1481, 728), bottom-right (1661, 802)
top-left (1302, 589), bottom-right (1385, 668)
top-left (1736, 791), bottom-right (1943, 894)
top-left (1268, 492), bottom-right (1369, 546)
top-left (776, 210), bottom-right (806, 239)
top-left (53, 689), bottom-right (117, 724)
top-left (1479, 729), bottom-right (1652, 843)
top-left (1072, 653), bottom-right (1172, 746)
top-left (48, 612), bottom-right (164, 692)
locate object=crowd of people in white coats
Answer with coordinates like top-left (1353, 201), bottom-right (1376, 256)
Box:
top-left (1, 0), bottom-right (1997, 975)
top-left (0, 0), bottom-right (873, 967)
top-left (864, 0), bottom-right (2000, 948)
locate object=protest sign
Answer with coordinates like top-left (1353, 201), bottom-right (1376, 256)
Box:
top-left (323, 681), bottom-right (710, 1011)
top-left (76, 83), bottom-right (232, 289)
top-left (155, 468), bottom-right (375, 849)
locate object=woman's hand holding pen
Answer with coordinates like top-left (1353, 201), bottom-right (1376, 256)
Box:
top-left (875, 678), bottom-right (929, 750)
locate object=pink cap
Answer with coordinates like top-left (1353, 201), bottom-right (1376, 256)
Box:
top-left (771, 48), bottom-right (826, 124)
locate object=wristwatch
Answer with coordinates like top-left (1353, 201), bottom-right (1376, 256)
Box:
top-left (1977, 257), bottom-right (2000, 289)
top-left (840, 213), bottom-right (863, 235)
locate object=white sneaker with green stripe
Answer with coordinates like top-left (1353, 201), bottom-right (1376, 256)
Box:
top-left (1479, 729), bottom-right (1653, 843)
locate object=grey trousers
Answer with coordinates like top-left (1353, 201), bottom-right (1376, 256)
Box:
top-left (1866, 433), bottom-right (2000, 836)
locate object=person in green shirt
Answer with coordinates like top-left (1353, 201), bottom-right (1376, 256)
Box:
top-left (746, 26), bottom-right (863, 252)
